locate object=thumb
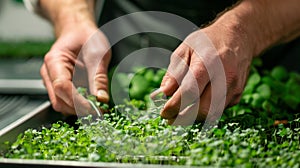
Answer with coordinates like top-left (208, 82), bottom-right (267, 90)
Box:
top-left (85, 51), bottom-right (110, 103)
top-left (93, 71), bottom-right (110, 103)
top-left (82, 31), bottom-right (111, 103)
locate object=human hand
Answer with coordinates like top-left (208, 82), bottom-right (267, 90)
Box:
top-left (40, 23), bottom-right (111, 116)
top-left (158, 0), bottom-right (300, 125)
top-left (158, 23), bottom-right (254, 125)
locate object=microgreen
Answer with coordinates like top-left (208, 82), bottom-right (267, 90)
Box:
top-left (2, 60), bottom-right (300, 167)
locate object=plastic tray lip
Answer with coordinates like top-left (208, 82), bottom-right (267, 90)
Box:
top-left (0, 101), bottom-right (51, 137)
top-left (0, 158), bottom-right (194, 168)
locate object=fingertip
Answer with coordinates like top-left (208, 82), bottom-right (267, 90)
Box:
top-left (96, 89), bottom-right (109, 103)
top-left (160, 73), bottom-right (180, 96)
top-left (160, 102), bottom-right (179, 119)
top-left (160, 84), bottom-right (176, 97)
top-left (150, 88), bottom-right (167, 100)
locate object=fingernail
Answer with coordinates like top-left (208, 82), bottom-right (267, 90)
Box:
top-left (150, 88), bottom-right (160, 99)
top-left (97, 90), bottom-right (109, 102)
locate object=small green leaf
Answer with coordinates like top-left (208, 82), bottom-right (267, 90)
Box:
top-left (271, 66), bottom-right (288, 81)
top-left (256, 84), bottom-right (271, 99)
top-left (247, 73), bottom-right (261, 87)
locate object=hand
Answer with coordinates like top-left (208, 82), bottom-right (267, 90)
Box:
top-left (159, 23), bottom-right (254, 125)
top-left (158, 0), bottom-right (300, 125)
top-left (40, 23), bottom-right (111, 116)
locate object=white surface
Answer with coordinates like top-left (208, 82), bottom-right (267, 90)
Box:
top-left (0, 0), bottom-right (54, 41)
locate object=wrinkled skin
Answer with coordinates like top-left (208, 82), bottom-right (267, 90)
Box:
top-left (159, 25), bottom-right (253, 125)
top-left (39, 0), bottom-right (300, 122)
top-left (40, 23), bottom-right (111, 116)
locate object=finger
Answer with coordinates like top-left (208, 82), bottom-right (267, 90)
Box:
top-left (89, 53), bottom-right (110, 103)
top-left (167, 101), bottom-right (199, 126)
top-left (73, 90), bottom-right (99, 117)
top-left (81, 31), bottom-right (111, 103)
top-left (168, 84), bottom-right (212, 126)
top-left (44, 52), bottom-right (76, 108)
top-left (43, 61), bottom-right (98, 116)
top-left (40, 64), bottom-right (76, 115)
top-left (197, 83), bottom-right (212, 122)
top-left (44, 52), bottom-right (95, 116)
top-left (225, 71), bottom-right (247, 107)
top-left (160, 43), bottom-right (191, 96)
top-left (161, 54), bottom-right (210, 119)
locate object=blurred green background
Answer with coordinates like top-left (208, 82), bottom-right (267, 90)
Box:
top-left (0, 0), bottom-right (53, 58)
top-left (0, 0), bottom-right (299, 73)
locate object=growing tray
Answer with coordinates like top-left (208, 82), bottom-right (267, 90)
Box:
top-left (0, 99), bottom-right (192, 168)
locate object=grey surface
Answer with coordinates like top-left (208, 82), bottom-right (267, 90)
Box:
top-left (0, 58), bottom-right (43, 80)
top-left (0, 100), bottom-right (62, 151)
top-left (0, 0), bottom-right (53, 41)
top-left (0, 58), bottom-right (49, 138)
top-left (0, 58), bottom-right (46, 94)
top-left (0, 96), bottom-right (47, 131)
top-left (0, 79), bottom-right (46, 94)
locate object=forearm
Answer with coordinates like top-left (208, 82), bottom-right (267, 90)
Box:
top-left (40, 0), bottom-right (97, 37)
top-left (210, 0), bottom-right (300, 57)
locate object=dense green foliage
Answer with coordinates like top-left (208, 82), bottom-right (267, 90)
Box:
top-left (0, 41), bottom-right (52, 58)
top-left (223, 60), bottom-right (300, 128)
top-left (129, 68), bottom-right (166, 101)
top-left (3, 60), bottom-right (300, 167)
top-left (4, 109), bottom-right (300, 167)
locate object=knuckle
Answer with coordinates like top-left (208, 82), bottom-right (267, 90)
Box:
top-left (44, 51), bottom-right (66, 63)
top-left (94, 74), bottom-right (108, 84)
top-left (234, 87), bottom-right (244, 96)
top-left (226, 71), bottom-right (238, 85)
top-left (94, 76), bottom-right (109, 91)
top-left (52, 79), bottom-right (66, 93)
top-left (44, 52), bottom-right (56, 62)
top-left (171, 46), bottom-right (189, 62)
top-left (193, 67), bottom-right (208, 83)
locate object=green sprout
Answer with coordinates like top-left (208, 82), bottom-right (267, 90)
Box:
top-left (2, 60), bottom-right (300, 167)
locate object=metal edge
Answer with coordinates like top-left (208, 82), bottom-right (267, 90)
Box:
top-left (0, 158), bottom-right (195, 168)
top-left (0, 101), bottom-right (51, 137)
